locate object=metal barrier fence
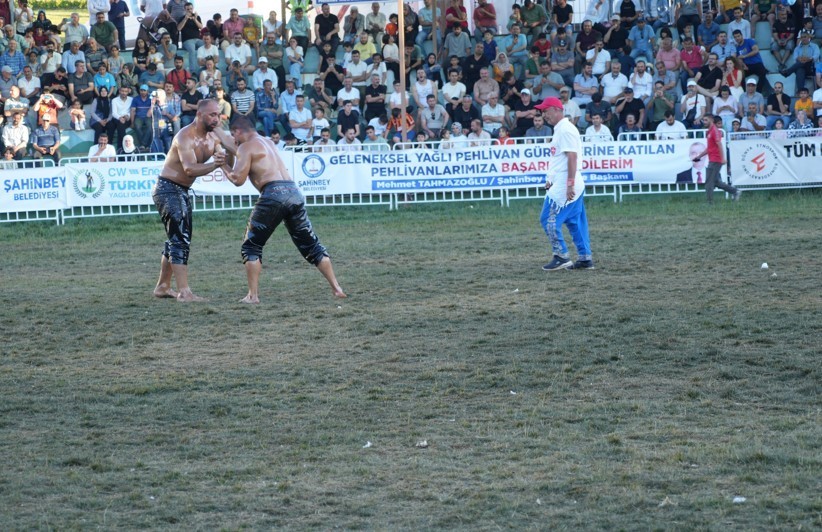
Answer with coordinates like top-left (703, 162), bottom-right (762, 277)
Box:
top-left (5, 129), bottom-right (822, 225)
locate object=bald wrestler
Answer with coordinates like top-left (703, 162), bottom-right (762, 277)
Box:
top-left (152, 99), bottom-right (237, 302)
top-left (221, 116), bottom-right (346, 304)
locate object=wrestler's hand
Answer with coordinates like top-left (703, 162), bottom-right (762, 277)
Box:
top-left (212, 150), bottom-right (226, 166)
top-left (212, 128), bottom-right (237, 154)
top-left (544, 180), bottom-right (552, 190)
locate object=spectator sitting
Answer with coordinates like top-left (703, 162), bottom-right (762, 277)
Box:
top-left (787, 109), bottom-right (814, 137)
top-left (618, 113), bottom-right (642, 139)
top-left (2, 112), bottom-right (29, 159)
top-left (139, 61), bottom-right (165, 91)
top-left (3, 85), bottom-right (28, 116)
top-left (739, 101), bottom-right (766, 133)
top-left (525, 113), bottom-right (552, 139)
top-left (585, 112), bottom-right (614, 142)
top-left (655, 109), bottom-right (687, 139)
top-left (31, 113), bottom-right (61, 162)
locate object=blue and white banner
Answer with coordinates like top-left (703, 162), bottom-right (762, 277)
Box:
top-left (0, 166), bottom-right (68, 212)
top-left (65, 162), bottom-right (161, 207)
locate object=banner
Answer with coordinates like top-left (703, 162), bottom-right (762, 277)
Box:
top-left (0, 166), bottom-right (68, 212)
top-left (729, 136), bottom-right (822, 186)
top-left (65, 161), bottom-right (162, 207)
top-left (289, 140), bottom-right (721, 193)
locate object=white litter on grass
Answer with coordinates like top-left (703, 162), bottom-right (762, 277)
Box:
top-left (658, 496), bottom-right (676, 507)
top-left (771, 273), bottom-right (777, 278)
top-left (362, 441), bottom-right (372, 448)
top-left (510, 390), bottom-right (517, 395)
top-left (536, 498), bottom-right (542, 505)
top-left (761, 262), bottom-right (769, 270)
top-left (513, 288), bottom-right (519, 292)
top-left (733, 496), bottom-right (746, 504)
top-left (337, 305), bottom-right (342, 309)
top-left (415, 440), bottom-right (429, 448)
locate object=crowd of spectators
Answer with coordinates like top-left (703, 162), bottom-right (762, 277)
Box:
top-left (1, 0), bottom-right (822, 164)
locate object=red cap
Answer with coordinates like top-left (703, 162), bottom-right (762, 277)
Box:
top-left (535, 97), bottom-right (563, 111)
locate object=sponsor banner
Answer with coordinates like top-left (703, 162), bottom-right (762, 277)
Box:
top-left (0, 166), bottom-right (68, 212)
top-left (191, 165), bottom-right (260, 196)
top-left (290, 140), bottom-right (717, 192)
top-left (65, 162), bottom-right (162, 207)
top-left (729, 137), bottom-right (821, 186)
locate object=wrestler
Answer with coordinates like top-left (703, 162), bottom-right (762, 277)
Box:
top-left (221, 116), bottom-right (346, 304)
top-left (152, 99), bottom-right (236, 302)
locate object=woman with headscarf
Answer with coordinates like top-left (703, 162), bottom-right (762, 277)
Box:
top-left (90, 86), bottom-right (116, 143)
top-left (492, 52), bottom-right (514, 83)
top-left (118, 134), bottom-right (138, 160)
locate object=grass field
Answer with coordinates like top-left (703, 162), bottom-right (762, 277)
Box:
top-left (1, 191), bottom-right (820, 529)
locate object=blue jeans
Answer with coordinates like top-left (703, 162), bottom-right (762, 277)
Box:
top-left (540, 193), bottom-right (592, 260)
top-left (257, 110), bottom-right (277, 136)
top-left (416, 26), bottom-right (441, 47)
top-left (183, 38), bottom-right (203, 73)
top-left (180, 114), bottom-right (195, 128)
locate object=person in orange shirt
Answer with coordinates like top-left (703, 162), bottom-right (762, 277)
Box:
top-left (388, 107), bottom-right (416, 142)
top-left (793, 87), bottom-right (813, 117)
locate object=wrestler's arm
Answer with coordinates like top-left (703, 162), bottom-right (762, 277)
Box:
top-left (211, 127), bottom-right (238, 163)
top-left (177, 130), bottom-right (225, 178)
top-left (221, 142), bottom-right (252, 187)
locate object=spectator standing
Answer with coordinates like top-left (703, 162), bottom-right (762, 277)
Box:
top-left (108, 0), bottom-right (130, 51)
top-left (111, 86), bottom-right (132, 148)
top-left (129, 84), bottom-right (152, 149)
top-left (178, 3), bottom-right (203, 74)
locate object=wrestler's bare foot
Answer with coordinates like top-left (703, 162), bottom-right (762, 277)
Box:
top-left (332, 287), bottom-right (347, 298)
top-left (153, 285), bottom-right (179, 298)
top-left (240, 294), bottom-right (260, 304)
top-left (176, 288), bottom-right (207, 302)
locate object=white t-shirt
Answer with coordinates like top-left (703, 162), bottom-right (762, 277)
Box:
top-left (442, 81), bottom-right (466, 102)
top-left (481, 103), bottom-right (506, 132)
top-left (368, 116), bottom-right (387, 136)
top-left (813, 88), bottom-right (822, 117)
top-left (197, 44), bottom-right (220, 65)
top-left (336, 87), bottom-right (361, 108)
top-left (312, 117), bottom-right (330, 138)
top-left (345, 60), bottom-right (369, 86)
top-left (681, 93), bottom-right (707, 120)
top-left (337, 137), bottom-right (362, 150)
top-left (547, 117), bottom-right (585, 207)
top-left (584, 124), bottom-right (614, 142)
top-left (225, 43), bottom-right (252, 66)
top-left (601, 72), bottom-right (629, 102)
top-left (585, 48), bottom-right (611, 76)
top-left (87, 144), bottom-right (117, 159)
top-left (655, 120), bottom-right (687, 139)
top-left (289, 107), bottom-right (312, 140)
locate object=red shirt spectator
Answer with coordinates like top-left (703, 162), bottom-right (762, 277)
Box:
top-left (706, 121), bottom-right (724, 163)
